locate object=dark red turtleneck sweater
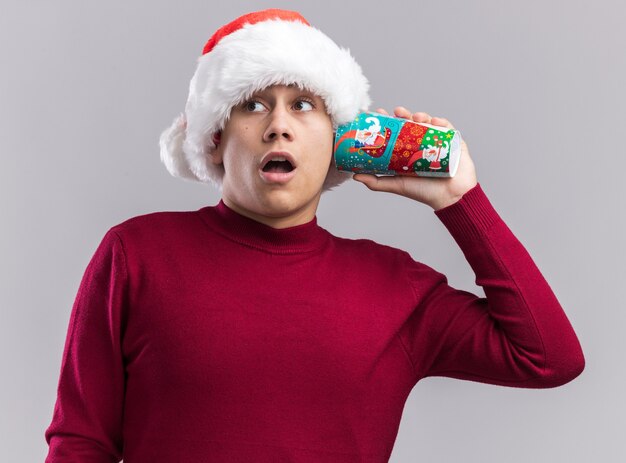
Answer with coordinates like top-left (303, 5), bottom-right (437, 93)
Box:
top-left (44, 183), bottom-right (584, 462)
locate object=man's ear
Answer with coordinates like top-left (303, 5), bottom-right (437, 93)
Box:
top-left (210, 131), bottom-right (223, 165)
top-left (212, 131), bottom-right (221, 146)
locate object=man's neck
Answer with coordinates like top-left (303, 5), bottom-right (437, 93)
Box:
top-left (221, 197), bottom-right (320, 229)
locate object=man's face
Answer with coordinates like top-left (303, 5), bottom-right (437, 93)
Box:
top-left (211, 84), bottom-right (334, 228)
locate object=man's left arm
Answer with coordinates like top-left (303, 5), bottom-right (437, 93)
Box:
top-left (353, 108), bottom-right (585, 387)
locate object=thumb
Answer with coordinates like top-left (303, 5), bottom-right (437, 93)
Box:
top-left (352, 173), bottom-right (404, 195)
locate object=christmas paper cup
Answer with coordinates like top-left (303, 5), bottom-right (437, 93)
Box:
top-left (333, 111), bottom-right (462, 178)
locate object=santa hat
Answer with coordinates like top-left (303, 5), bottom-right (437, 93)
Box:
top-left (159, 8), bottom-right (371, 191)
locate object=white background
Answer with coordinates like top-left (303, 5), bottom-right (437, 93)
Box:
top-left (2, 0), bottom-right (623, 461)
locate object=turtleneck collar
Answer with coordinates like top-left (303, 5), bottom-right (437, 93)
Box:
top-left (197, 199), bottom-right (330, 254)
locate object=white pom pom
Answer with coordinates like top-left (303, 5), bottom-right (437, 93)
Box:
top-left (159, 113), bottom-right (199, 181)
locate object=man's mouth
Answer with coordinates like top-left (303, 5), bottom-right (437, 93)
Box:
top-left (259, 151), bottom-right (298, 184)
top-left (262, 159), bottom-right (295, 173)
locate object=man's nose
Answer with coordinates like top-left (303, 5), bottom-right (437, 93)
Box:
top-left (263, 106), bottom-right (294, 142)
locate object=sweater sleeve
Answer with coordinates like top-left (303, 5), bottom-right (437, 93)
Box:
top-left (44, 229), bottom-right (127, 462)
top-left (398, 183), bottom-right (585, 388)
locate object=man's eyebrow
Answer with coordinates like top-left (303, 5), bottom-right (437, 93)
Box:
top-left (298, 88), bottom-right (317, 97)
top-left (253, 85), bottom-right (317, 98)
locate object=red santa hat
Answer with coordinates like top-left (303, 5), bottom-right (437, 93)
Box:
top-left (159, 8), bottom-right (371, 191)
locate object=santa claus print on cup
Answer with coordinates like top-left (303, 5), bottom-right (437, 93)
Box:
top-left (333, 111), bottom-right (463, 177)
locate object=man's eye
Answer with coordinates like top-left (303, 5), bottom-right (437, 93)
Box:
top-left (244, 100), bottom-right (266, 112)
top-left (294, 100), bottom-right (314, 111)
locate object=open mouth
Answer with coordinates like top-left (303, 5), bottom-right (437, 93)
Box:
top-left (261, 159), bottom-right (295, 173)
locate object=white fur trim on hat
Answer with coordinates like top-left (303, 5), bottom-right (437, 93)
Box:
top-left (159, 14), bottom-right (371, 191)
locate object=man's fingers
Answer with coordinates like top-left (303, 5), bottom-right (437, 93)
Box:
top-left (412, 112), bottom-right (432, 124)
top-left (374, 107), bottom-right (455, 130)
top-left (432, 116), bottom-right (455, 129)
top-left (394, 106), bottom-right (412, 119)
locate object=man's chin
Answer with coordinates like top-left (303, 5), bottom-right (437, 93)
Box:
top-left (223, 180), bottom-right (323, 226)
top-left (252, 191), bottom-right (322, 225)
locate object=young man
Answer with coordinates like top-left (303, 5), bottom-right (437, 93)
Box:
top-left (45, 9), bottom-right (585, 463)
